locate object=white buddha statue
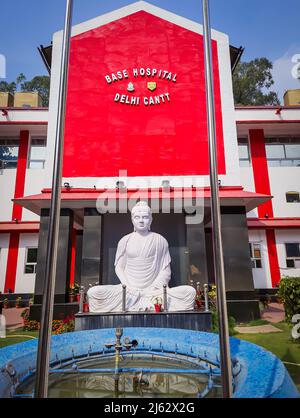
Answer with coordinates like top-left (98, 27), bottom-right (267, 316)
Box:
top-left (87, 201), bottom-right (196, 312)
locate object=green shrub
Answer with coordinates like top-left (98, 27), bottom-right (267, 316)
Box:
top-left (211, 310), bottom-right (237, 336)
top-left (277, 276), bottom-right (300, 322)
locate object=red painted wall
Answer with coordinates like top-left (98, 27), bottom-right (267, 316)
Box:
top-left (69, 229), bottom-right (77, 286)
top-left (12, 130), bottom-right (29, 221)
top-left (249, 129), bottom-right (274, 218)
top-left (4, 232), bottom-right (20, 293)
top-left (249, 129), bottom-right (281, 288)
top-left (4, 130), bottom-right (30, 292)
top-left (63, 11), bottom-right (225, 178)
top-left (266, 229), bottom-right (281, 288)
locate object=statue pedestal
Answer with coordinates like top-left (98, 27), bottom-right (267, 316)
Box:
top-left (75, 310), bottom-right (212, 332)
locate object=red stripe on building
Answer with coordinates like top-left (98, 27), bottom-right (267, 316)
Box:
top-left (4, 131), bottom-right (30, 292)
top-left (4, 232), bottom-right (20, 293)
top-left (12, 130), bottom-right (30, 221)
top-left (266, 229), bottom-right (281, 288)
top-left (249, 129), bottom-right (273, 218)
top-left (70, 229), bottom-right (77, 286)
top-left (249, 129), bottom-right (280, 288)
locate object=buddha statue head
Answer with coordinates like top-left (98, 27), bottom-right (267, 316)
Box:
top-left (131, 201), bottom-right (152, 233)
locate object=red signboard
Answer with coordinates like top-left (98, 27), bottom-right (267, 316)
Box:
top-left (63, 11), bottom-right (225, 178)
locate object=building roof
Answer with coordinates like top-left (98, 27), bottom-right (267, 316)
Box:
top-left (247, 218), bottom-right (300, 229)
top-left (38, 0), bottom-right (243, 74)
top-left (14, 186), bottom-right (272, 215)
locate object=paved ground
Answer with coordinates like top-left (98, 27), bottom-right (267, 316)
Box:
top-left (236, 303), bottom-right (285, 334)
top-left (261, 303), bottom-right (285, 323)
top-left (1, 308), bottom-right (26, 330)
top-left (236, 324), bottom-right (282, 334)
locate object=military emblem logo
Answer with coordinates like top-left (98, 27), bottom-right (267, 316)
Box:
top-left (127, 82), bottom-right (135, 92)
top-left (147, 82), bottom-right (157, 92)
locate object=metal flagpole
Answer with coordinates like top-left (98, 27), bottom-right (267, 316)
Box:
top-left (201, 0), bottom-right (233, 398)
top-left (34, 0), bottom-right (74, 398)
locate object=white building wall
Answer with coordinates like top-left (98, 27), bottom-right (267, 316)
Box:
top-left (22, 169), bottom-right (46, 221)
top-left (14, 233), bottom-right (38, 294)
top-left (0, 169), bottom-right (16, 221)
top-left (0, 234), bottom-right (9, 293)
top-left (275, 229), bottom-right (300, 278)
top-left (0, 110), bottom-right (48, 124)
top-left (235, 107), bottom-right (300, 122)
top-left (248, 229), bottom-right (272, 289)
top-left (269, 167), bottom-right (300, 218)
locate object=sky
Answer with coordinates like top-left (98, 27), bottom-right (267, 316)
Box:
top-left (0, 0), bottom-right (299, 102)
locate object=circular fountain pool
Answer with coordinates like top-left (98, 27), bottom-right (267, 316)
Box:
top-left (0, 328), bottom-right (299, 398)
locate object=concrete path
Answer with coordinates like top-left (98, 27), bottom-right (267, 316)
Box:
top-left (236, 324), bottom-right (282, 334)
top-left (261, 303), bottom-right (285, 323)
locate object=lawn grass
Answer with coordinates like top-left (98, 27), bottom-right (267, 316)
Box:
top-left (238, 319), bottom-right (270, 327)
top-left (236, 321), bottom-right (300, 391)
top-left (0, 329), bottom-right (39, 348)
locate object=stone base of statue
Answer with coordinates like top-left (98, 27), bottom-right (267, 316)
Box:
top-left (75, 310), bottom-right (212, 333)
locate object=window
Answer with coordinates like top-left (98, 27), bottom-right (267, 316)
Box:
top-left (286, 191), bottom-right (300, 203)
top-left (25, 248), bottom-right (38, 274)
top-left (29, 138), bottom-right (47, 169)
top-left (238, 138), bottom-right (250, 166)
top-left (265, 137), bottom-right (300, 167)
top-left (285, 243), bottom-right (300, 268)
top-left (0, 139), bottom-right (19, 169)
top-left (249, 243), bottom-right (262, 268)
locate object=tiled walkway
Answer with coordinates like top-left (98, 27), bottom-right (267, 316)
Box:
top-left (261, 303), bottom-right (285, 323)
top-left (1, 308), bottom-right (26, 330)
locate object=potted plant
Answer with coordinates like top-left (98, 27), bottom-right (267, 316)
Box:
top-left (21, 308), bottom-right (29, 326)
top-left (152, 296), bottom-right (163, 312)
top-left (3, 298), bottom-right (9, 309)
top-left (73, 283), bottom-right (81, 302)
top-left (69, 283), bottom-right (80, 303)
top-left (208, 285), bottom-right (217, 310)
top-left (68, 286), bottom-right (76, 303)
top-left (15, 296), bottom-right (22, 308)
top-left (195, 291), bottom-right (204, 309)
top-left (83, 301), bottom-right (89, 312)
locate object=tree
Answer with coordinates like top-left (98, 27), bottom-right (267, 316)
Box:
top-left (0, 73), bottom-right (50, 107)
top-left (233, 58), bottom-right (280, 106)
top-left (0, 81), bottom-right (16, 94)
top-left (0, 73), bottom-right (26, 95)
top-left (21, 75), bottom-right (50, 107)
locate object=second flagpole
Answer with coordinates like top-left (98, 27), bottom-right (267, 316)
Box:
top-left (201, 0), bottom-right (233, 398)
top-left (34, 0), bottom-right (74, 399)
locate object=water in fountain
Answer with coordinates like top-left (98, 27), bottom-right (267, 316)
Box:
top-left (16, 353), bottom-right (222, 398)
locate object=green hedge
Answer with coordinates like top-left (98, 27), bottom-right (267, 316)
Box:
top-left (277, 276), bottom-right (300, 322)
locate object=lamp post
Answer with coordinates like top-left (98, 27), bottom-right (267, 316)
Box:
top-left (201, 0), bottom-right (233, 398)
top-left (34, 0), bottom-right (74, 398)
